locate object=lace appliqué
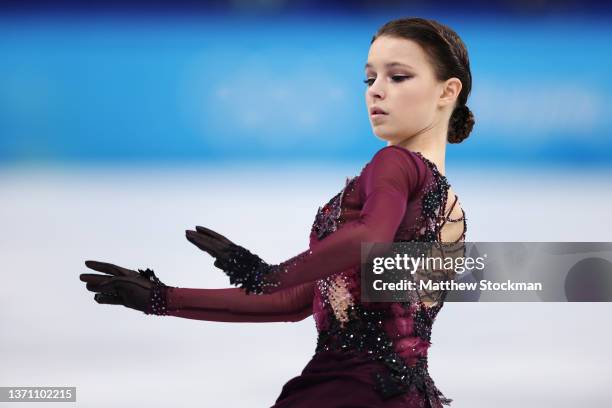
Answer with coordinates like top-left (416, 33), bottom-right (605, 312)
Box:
top-left (315, 302), bottom-right (452, 406)
top-left (312, 176), bottom-right (357, 240)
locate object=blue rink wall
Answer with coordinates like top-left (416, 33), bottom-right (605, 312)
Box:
top-left (0, 12), bottom-right (611, 167)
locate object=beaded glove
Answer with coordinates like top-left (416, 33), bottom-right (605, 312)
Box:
top-left (186, 226), bottom-right (278, 294)
top-left (80, 260), bottom-right (170, 315)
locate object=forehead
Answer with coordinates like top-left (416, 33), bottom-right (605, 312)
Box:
top-left (366, 36), bottom-right (427, 69)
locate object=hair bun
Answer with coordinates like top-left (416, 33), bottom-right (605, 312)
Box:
top-left (448, 104), bottom-right (474, 144)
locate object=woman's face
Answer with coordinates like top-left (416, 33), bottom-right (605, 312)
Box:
top-left (365, 35), bottom-right (446, 144)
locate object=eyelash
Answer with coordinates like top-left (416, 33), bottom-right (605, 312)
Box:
top-left (363, 75), bottom-right (412, 87)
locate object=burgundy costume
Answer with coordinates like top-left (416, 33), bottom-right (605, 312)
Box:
top-left (162, 146), bottom-right (467, 407)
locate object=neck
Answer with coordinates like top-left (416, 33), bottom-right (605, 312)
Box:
top-left (387, 122), bottom-right (448, 176)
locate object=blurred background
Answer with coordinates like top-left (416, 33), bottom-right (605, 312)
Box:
top-left (1, 1), bottom-right (611, 407)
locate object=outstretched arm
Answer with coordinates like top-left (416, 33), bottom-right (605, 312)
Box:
top-left (188, 146), bottom-right (424, 295)
top-left (165, 282), bottom-right (314, 323)
top-left (80, 261), bottom-right (314, 323)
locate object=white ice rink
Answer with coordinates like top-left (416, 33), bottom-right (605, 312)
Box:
top-left (1, 163), bottom-right (611, 407)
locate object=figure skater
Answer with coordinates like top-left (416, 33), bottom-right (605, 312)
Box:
top-left (79, 16), bottom-right (474, 407)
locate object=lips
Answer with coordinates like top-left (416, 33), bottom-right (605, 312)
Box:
top-left (370, 106), bottom-right (388, 115)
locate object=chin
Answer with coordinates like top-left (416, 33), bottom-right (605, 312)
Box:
top-left (371, 126), bottom-right (396, 143)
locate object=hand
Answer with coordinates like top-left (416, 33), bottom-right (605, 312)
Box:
top-left (185, 226), bottom-right (275, 294)
top-left (185, 225), bottom-right (236, 262)
top-left (79, 260), bottom-right (167, 314)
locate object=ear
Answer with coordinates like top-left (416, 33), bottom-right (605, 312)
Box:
top-left (438, 77), bottom-right (462, 108)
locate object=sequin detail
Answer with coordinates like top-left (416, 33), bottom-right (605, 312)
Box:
top-left (139, 268), bottom-right (169, 316)
top-left (315, 301), bottom-right (451, 405)
top-left (310, 176), bottom-right (362, 327)
top-left (213, 243), bottom-right (276, 294)
top-left (317, 270), bottom-right (355, 325)
top-left (312, 176), bottom-right (357, 240)
top-left (408, 151), bottom-right (467, 244)
top-left (148, 285), bottom-right (169, 316)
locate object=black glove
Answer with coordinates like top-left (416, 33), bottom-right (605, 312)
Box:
top-left (185, 225), bottom-right (275, 294)
top-left (79, 260), bottom-right (169, 315)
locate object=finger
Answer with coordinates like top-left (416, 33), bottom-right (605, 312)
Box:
top-left (86, 278), bottom-right (116, 293)
top-left (84, 260), bottom-right (135, 277)
top-left (185, 230), bottom-right (224, 257)
top-left (94, 293), bottom-right (123, 305)
top-left (103, 277), bottom-right (151, 292)
top-left (80, 273), bottom-right (114, 285)
top-left (84, 260), bottom-right (116, 275)
top-left (195, 226), bottom-right (233, 245)
top-left (187, 231), bottom-right (226, 257)
top-left (185, 231), bottom-right (216, 255)
top-left (95, 276), bottom-right (142, 293)
top-left (88, 275), bottom-right (134, 292)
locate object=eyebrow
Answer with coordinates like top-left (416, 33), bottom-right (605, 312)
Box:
top-left (364, 62), bottom-right (414, 70)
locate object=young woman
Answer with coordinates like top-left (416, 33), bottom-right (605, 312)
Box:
top-left (80, 17), bottom-right (474, 408)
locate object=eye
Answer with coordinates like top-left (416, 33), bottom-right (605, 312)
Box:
top-left (363, 77), bottom-right (375, 87)
top-left (363, 75), bottom-right (412, 87)
top-left (391, 75), bottom-right (412, 82)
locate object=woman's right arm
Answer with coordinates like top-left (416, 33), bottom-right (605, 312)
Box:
top-left (164, 281), bottom-right (315, 323)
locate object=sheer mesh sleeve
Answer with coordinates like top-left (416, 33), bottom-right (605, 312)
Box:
top-left (165, 282), bottom-right (314, 323)
top-left (261, 146), bottom-right (424, 294)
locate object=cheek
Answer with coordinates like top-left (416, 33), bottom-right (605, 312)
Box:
top-left (393, 82), bottom-right (435, 124)
top-left (396, 80), bottom-right (431, 108)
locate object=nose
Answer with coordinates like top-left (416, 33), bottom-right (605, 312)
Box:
top-left (367, 78), bottom-right (385, 100)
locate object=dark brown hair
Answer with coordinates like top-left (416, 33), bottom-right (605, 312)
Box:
top-left (371, 17), bottom-right (475, 144)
